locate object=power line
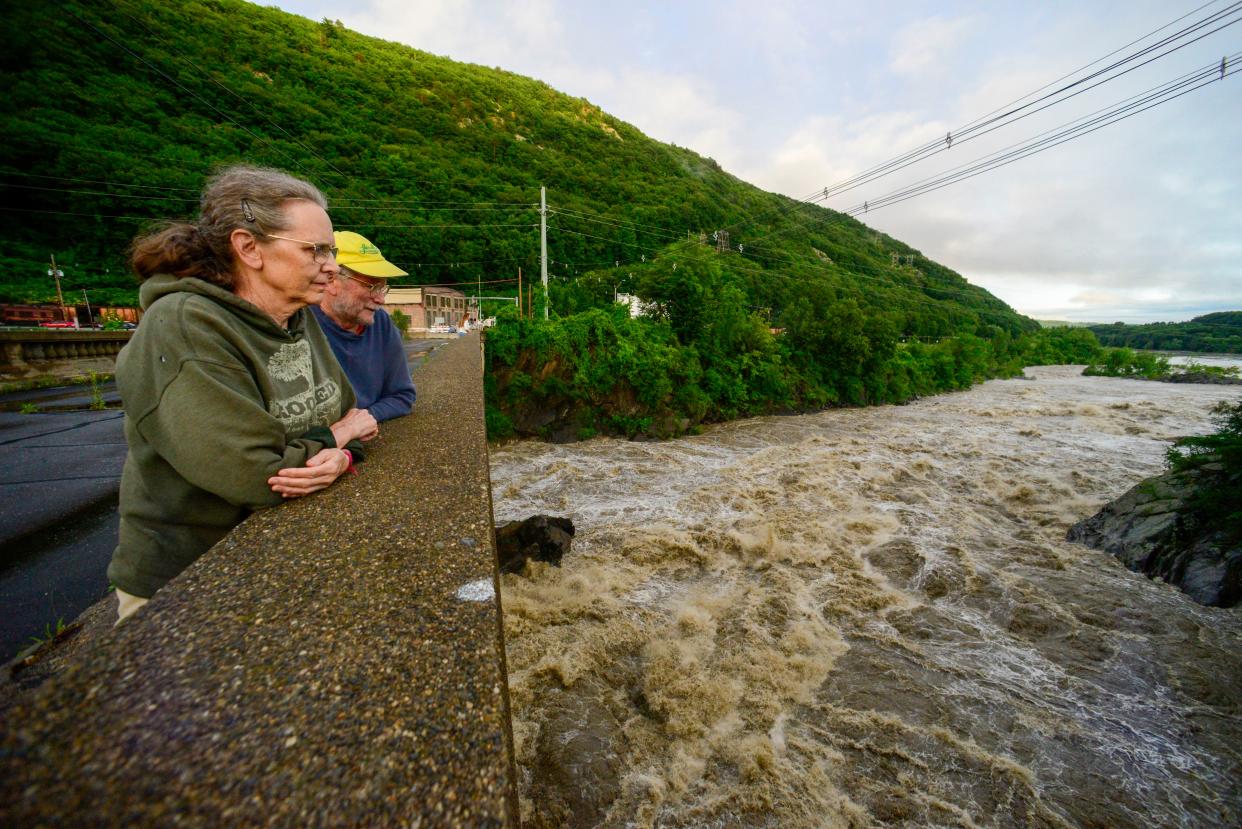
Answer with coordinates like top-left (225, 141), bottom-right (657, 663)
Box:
top-left (65, 9), bottom-right (328, 186)
top-left (813, 1), bottom-right (1242, 203)
top-left (0, 207), bottom-right (158, 222)
top-left (330, 204), bottom-right (538, 213)
top-left (842, 58), bottom-right (1242, 216)
top-left (0, 168), bottom-right (541, 211)
top-left (547, 205), bottom-right (684, 238)
top-left (544, 215), bottom-right (1014, 312)
top-left (108, 5), bottom-right (376, 197)
top-left (16, 3), bottom-right (1233, 326)
top-left (0, 183), bottom-right (200, 203)
top-left (0, 142), bottom-right (428, 199)
top-left (388, 277), bottom-right (522, 288)
top-left (547, 224), bottom-right (664, 253)
top-left (932, 1), bottom-right (1225, 136)
top-left (333, 199), bottom-right (538, 207)
top-left (0, 206), bottom-right (540, 230)
top-left (637, 1), bottom-right (1242, 270)
top-left (392, 257), bottom-right (534, 269)
top-left (740, 50), bottom-right (1241, 251)
top-left (348, 221), bottom-right (538, 229)
top-left (0, 172), bottom-right (201, 192)
top-left (110, 7), bottom-right (535, 194)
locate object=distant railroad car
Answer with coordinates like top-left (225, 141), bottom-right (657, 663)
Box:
top-left (0, 304), bottom-right (63, 326)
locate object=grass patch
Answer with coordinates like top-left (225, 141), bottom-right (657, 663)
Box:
top-left (27, 617), bottom-right (67, 649)
top-left (0, 372), bottom-right (115, 395)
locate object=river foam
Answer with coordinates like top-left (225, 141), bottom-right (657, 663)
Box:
top-left (491, 366), bottom-right (1242, 828)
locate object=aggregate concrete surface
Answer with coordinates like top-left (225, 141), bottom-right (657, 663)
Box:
top-left (0, 333), bottom-right (519, 827)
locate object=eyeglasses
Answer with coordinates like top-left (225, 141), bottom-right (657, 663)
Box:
top-left (344, 273), bottom-right (390, 297)
top-left (263, 233), bottom-right (338, 264)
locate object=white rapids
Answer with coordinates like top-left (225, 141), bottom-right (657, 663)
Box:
top-left (490, 366), bottom-right (1242, 829)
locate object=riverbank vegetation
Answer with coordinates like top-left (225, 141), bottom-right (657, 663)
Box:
top-left (1083, 349), bottom-right (1171, 379)
top-left (1083, 349), bottom-right (1240, 383)
top-left (483, 246), bottom-right (1100, 439)
top-left (1167, 399), bottom-right (1242, 545)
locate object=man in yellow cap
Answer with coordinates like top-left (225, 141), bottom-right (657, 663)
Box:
top-left (311, 231), bottom-right (416, 422)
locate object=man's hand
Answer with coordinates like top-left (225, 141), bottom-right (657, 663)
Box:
top-left (331, 408), bottom-right (379, 444)
top-left (268, 448), bottom-right (351, 498)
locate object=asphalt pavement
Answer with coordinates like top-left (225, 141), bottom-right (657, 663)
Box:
top-left (0, 408), bottom-right (126, 660)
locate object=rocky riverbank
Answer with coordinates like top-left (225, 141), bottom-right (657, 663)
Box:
top-left (1067, 466), bottom-right (1240, 607)
top-left (1160, 370), bottom-right (1242, 385)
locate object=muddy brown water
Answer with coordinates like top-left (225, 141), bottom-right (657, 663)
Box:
top-left (489, 366), bottom-right (1242, 829)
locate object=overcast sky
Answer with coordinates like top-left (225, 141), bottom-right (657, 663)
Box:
top-left (271, 0), bottom-right (1240, 323)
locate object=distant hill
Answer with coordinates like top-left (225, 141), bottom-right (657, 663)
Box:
top-left (1088, 312), bottom-right (1242, 354)
top-left (1, 0), bottom-right (1034, 339)
top-left (1036, 320), bottom-right (1098, 328)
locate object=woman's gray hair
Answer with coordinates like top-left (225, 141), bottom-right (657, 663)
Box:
top-left (130, 165), bottom-right (328, 289)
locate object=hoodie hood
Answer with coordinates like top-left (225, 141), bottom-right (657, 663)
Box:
top-left (140, 273), bottom-right (305, 338)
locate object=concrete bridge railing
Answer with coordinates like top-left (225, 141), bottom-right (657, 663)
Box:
top-left (0, 330), bottom-right (133, 378)
top-left (0, 332), bottom-right (519, 827)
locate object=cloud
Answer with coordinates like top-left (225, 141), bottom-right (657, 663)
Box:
top-left (749, 111), bottom-right (950, 203)
top-left (337, 0), bottom-right (564, 67)
top-left (889, 16), bottom-right (976, 77)
top-left (592, 70), bottom-right (746, 162)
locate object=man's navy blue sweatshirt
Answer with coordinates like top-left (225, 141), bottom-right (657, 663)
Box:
top-left (311, 306), bottom-right (416, 422)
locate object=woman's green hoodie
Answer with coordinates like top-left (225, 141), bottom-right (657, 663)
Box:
top-left (108, 275), bottom-right (360, 598)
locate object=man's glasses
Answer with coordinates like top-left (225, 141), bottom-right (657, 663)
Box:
top-left (263, 233), bottom-right (338, 264)
top-left (344, 273), bottom-right (390, 297)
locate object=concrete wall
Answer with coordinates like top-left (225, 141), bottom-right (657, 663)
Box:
top-left (0, 333), bottom-right (519, 827)
top-left (0, 331), bottom-right (132, 379)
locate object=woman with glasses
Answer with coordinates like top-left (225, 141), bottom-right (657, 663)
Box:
top-left (108, 164), bottom-right (377, 621)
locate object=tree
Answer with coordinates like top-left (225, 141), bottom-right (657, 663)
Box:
top-left (389, 309), bottom-right (411, 340)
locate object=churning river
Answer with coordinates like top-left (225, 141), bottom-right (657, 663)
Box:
top-left (489, 366), bottom-right (1241, 829)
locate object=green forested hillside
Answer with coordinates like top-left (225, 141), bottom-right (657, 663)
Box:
top-left (1088, 312), bottom-right (1242, 354)
top-left (2, 0), bottom-right (1026, 339)
top-left (4, 0), bottom-right (1099, 438)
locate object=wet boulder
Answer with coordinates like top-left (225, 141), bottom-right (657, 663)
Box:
top-left (1067, 470), bottom-right (1240, 607)
top-left (495, 515), bottom-right (574, 573)
top-left (529, 687), bottom-right (623, 829)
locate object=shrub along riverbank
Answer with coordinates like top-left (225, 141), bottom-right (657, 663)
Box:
top-left (484, 307), bottom-right (1102, 442)
top-left (1083, 349), bottom-right (1242, 383)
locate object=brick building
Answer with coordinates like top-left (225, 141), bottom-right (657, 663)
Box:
top-left (386, 286), bottom-right (474, 332)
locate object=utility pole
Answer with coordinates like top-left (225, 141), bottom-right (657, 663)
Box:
top-left (540, 186), bottom-right (549, 320)
top-left (48, 256), bottom-right (67, 322)
top-left (80, 288), bottom-right (94, 328)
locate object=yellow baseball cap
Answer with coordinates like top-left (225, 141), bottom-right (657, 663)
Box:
top-left (333, 231), bottom-right (408, 278)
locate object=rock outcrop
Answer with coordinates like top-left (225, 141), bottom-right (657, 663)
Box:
top-left (1160, 371), bottom-right (1242, 385)
top-left (529, 686), bottom-right (624, 828)
top-left (1067, 470), bottom-right (1240, 607)
top-left (495, 514), bottom-right (575, 573)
